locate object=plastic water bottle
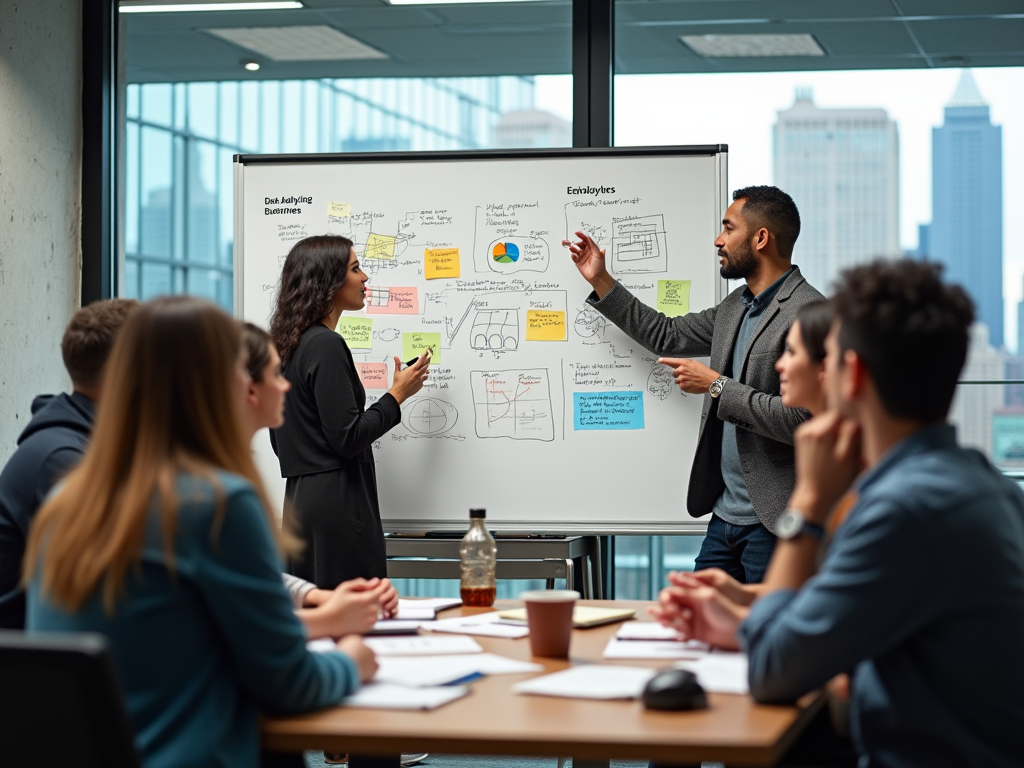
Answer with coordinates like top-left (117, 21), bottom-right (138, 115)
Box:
top-left (460, 508), bottom-right (497, 606)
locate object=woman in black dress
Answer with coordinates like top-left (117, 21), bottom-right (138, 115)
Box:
top-left (269, 235), bottom-right (430, 588)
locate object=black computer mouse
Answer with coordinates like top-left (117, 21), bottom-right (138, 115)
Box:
top-left (641, 668), bottom-right (708, 711)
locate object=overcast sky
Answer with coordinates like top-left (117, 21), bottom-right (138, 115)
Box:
top-left (535, 68), bottom-right (1024, 349)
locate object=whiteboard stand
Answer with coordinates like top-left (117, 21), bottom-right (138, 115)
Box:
top-left (384, 535), bottom-right (603, 599)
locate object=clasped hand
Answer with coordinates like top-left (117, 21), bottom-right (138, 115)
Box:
top-left (789, 411), bottom-right (862, 523)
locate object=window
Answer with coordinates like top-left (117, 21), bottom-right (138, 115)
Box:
top-left (612, 1), bottom-right (1024, 596)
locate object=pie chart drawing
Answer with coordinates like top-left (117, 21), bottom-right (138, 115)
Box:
top-left (401, 397), bottom-right (458, 436)
top-left (492, 242), bottom-right (520, 264)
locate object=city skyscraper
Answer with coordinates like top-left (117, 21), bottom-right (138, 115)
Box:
top-left (773, 88), bottom-right (900, 295)
top-left (929, 70), bottom-right (1004, 347)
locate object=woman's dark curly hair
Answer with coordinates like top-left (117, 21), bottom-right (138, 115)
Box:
top-left (270, 235), bottom-right (353, 367)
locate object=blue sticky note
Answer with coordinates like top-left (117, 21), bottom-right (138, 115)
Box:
top-left (573, 391), bottom-right (645, 431)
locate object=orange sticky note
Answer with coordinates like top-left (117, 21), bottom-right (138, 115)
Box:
top-left (425, 248), bottom-right (460, 279)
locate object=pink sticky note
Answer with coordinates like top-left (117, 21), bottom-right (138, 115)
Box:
top-left (355, 363), bottom-right (389, 390)
top-left (366, 286), bottom-right (419, 315)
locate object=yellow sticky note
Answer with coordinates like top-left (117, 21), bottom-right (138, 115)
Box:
top-left (365, 233), bottom-right (397, 260)
top-left (327, 201), bottom-right (351, 218)
top-left (657, 280), bottom-right (691, 318)
top-left (336, 317), bottom-right (373, 349)
top-left (526, 310), bottom-right (567, 341)
top-left (424, 248), bottom-right (460, 279)
top-left (402, 332), bottom-right (441, 364)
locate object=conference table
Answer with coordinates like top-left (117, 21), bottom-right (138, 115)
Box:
top-left (261, 600), bottom-right (822, 767)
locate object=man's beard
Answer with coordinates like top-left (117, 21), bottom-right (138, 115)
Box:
top-left (719, 240), bottom-right (758, 280)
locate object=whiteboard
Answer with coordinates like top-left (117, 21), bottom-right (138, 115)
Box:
top-left (235, 147), bottom-right (727, 534)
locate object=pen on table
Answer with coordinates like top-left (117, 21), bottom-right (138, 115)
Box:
top-left (403, 346), bottom-right (433, 368)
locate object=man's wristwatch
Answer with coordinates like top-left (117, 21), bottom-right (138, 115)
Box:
top-left (776, 508), bottom-right (826, 542)
top-left (708, 375), bottom-right (729, 399)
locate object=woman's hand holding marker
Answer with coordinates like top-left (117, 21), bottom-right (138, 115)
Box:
top-left (389, 346), bottom-right (431, 404)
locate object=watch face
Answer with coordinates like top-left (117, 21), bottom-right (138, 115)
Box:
top-left (777, 510), bottom-right (801, 539)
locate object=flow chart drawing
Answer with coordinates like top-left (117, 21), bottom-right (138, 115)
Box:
top-left (471, 309), bottom-right (520, 351)
top-left (611, 214), bottom-right (668, 274)
top-left (470, 368), bottom-right (554, 441)
top-left (401, 397), bottom-right (459, 436)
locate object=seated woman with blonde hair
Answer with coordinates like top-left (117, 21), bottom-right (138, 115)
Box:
top-left (24, 297), bottom-right (376, 768)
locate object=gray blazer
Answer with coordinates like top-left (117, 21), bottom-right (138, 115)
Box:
top-left (589, 266), bottom-right (824, 532)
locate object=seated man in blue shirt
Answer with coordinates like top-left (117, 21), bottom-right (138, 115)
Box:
top-left (658, 259), bottom-right (1024, 767)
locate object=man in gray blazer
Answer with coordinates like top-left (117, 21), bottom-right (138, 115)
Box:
top-left (564, 186), bottom-right (823, 582)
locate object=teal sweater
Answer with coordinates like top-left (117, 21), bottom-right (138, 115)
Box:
top-left (28, 472), bottom-right (359, 768)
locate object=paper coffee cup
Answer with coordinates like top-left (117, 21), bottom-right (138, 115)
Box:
top-left (521, 590), bottom-right (580, 658)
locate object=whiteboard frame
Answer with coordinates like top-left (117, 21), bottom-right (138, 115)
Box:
top-left (234, 146), bottom-right (729, 535)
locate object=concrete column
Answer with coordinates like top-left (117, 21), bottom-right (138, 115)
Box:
top-left (0, 0), bottom-right (83, 463)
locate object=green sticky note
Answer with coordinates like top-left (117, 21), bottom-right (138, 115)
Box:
top-left (657, 279), bottom-right (691, 318)
top-left (336, 317), bottom-right (373, 349)
top-left (403, 331), bottom-right (441, 364)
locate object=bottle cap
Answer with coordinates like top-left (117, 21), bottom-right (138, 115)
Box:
top-left (469, 508), bottom-right (486, 519)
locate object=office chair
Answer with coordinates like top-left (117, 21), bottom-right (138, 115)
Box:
top-left (0, 630), bottom-right (140, 768)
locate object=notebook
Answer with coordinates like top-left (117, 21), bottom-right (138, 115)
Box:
top-left (497, 606), bottom-right (636, 628)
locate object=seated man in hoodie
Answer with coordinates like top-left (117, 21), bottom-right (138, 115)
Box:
top-left (0, 299), bottom-right (138, 628)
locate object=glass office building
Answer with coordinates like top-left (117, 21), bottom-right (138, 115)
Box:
top-left (123, 77), bottom-right (537, 311)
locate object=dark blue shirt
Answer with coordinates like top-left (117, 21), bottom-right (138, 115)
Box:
top-left (0, 392), bottom-right (94, 628)
top-left (712, 269), bottom-right (793, 525)
top-left (29, 472), bottom-right (359, 768)
top-left (740, 424), bottom-right (1024, 768)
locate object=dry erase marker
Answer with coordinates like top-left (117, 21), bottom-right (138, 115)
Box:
top-left (403, 346), bottom-right (433, 368)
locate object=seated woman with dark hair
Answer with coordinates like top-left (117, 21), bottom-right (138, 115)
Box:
top-left (242, 321), bottom-right (399, 640)
top-left (651, 299), bottom-right (835, 638)
top-left (25, 297), bottom-right (377, 768)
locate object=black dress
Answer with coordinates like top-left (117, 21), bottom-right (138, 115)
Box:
top-left (271, 324), bottom-right (401, 588)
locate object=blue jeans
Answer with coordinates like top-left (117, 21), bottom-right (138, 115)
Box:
top-left (693, 514), bottom-right (776, 584)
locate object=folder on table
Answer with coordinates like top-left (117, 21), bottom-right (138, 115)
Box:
top-left (497, 606), bottom-right (635, 628)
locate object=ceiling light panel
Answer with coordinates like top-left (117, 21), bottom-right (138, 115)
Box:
top-left (385, 0), bottom-right (543, 5)
top-left (681, 33), bottom-right (825, 58)
top-left (120, 1), bottom-right (303, 12)
top-left (206, 25), bottom-right (388, 61)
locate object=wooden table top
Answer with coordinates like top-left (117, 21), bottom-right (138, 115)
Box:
top-left (261, 600), bottom-right (821, 766)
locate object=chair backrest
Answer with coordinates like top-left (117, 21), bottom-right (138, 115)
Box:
top-left (0, 630), bottom-right (140, 768)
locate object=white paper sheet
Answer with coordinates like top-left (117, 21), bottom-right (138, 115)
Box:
top-left (615, 621), bottom-right (684, 641)
top-left (374, 656), bottom-right (483, 687)
top-left (343, 682), bottom-right (469, 710)
top-left (602, 637), bottom-right (710, 660)
top-left (425, 612), bottom-right (530, 639)
top-left (513, 665), bottom-right (657, 700)
top-left (393, 607), bottom-right (437, 621)
top-left (364, 635), bottom-right (483, 656)
top-left (374, 652), bottom-right (542, 687)
top-left (398, 597), bottom-right (462, 612)
top-left (674, 652), bottom-right (750, 695)
top-left (468, 653), bottom-right (543, 675)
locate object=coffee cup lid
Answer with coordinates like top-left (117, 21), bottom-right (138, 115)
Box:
top-left (520, 590), bottom-right (581, 602)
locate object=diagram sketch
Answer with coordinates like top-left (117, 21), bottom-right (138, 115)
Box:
top-left (471, 309), bottom-right (519, 351)
top-left (401, 397), bottom-right (459, 436)
top-left (367, 286), bottom-right (390, 309)
top-left (574, 306), bottom-right (609, 339)
top-left (611, 215), bottom-right (668, 274)
top-left (647, 364), bottom-right (675, 401)
top-left (470, 369), bottom-right (554, 441)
